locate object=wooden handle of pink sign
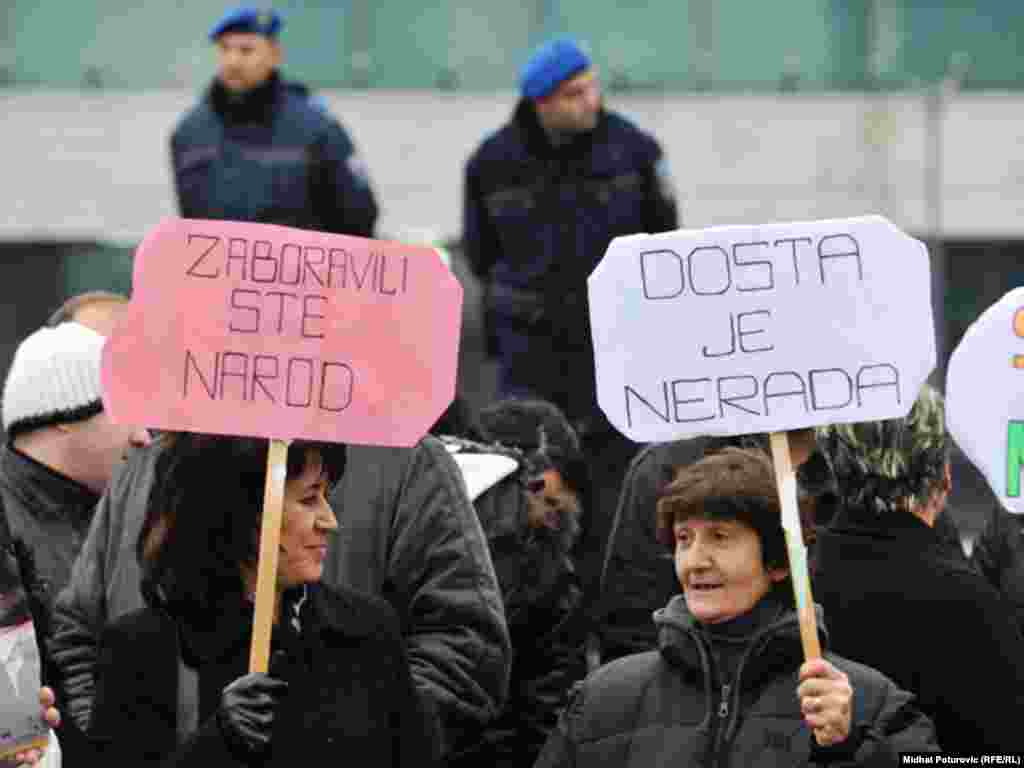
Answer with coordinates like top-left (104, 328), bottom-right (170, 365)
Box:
top-left (769, 431), bottom-right (822, 661)
top-left (249, 438), bottom-right (291, 674)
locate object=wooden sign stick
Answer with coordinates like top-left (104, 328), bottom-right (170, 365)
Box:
top-left (769, 431), bottom-right (822, 660)
top-left (249, 438), bottom-right (291, 674)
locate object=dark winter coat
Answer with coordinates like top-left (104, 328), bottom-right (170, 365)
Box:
top-left (0, 444), bottom-right (99, 682)
top-left (814, 506), bottom-right (1024, 751)
top-left (932, 505), bottom-right (972, 567)
top-left (595, 438), bottom-right (706, 662)
top-left (171, 72), bottom-right (377, 237)
top-left (79, 583), bottom-right (435, 766)
top-left (446, 438), bottom-right (586, 768)
top-left (971, 501), bottom-right (1024, 635)
top-left (535, 596), bottom-right (938, 767)
top-left (463, 100), bottom-right (677, 426)
top-left (48, 436), bottom-right (510, 758)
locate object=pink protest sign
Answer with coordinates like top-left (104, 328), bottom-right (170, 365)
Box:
top-left (101, 218), bottom-right (462, 446)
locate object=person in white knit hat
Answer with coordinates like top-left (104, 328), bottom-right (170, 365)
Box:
top-left (0, 313), bottom-right (150, 766)
top-left (0, 321), bottom-right (150, 670)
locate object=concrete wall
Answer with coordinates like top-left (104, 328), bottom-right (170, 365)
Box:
top-left (3, 89), bottom-right (1024, 244)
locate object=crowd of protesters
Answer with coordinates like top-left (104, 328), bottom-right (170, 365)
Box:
top-left (2, 4), bottom-right (1024, 767)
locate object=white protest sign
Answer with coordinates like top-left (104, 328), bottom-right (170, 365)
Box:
top-left (588, 215), bottom-right (936, 443)
top-left (947, 287), bottom-right (1024, 515)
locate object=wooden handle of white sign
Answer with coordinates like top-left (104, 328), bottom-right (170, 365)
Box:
top-left (769, 431), bottom-right (822, 661)
top-left (249, 438), bottom-right (291, 674)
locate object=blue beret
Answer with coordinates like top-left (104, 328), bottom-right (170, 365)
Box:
top-left (519, 37), bottom-right (591, 100)
top-left (209, 6), bottom-right (283, 41)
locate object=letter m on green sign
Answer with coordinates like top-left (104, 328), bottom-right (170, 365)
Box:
top-left (1008, 421), bottom-right (1024, 497)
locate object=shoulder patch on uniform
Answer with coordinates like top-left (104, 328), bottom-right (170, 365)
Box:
top-left (347, 153), bottom-right (371, 188)
top-left (655, 156), bottom-right (676, 202)
top-left (307, 93), bottom-right (330, 115)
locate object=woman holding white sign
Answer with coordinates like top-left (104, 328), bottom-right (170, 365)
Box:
top-left (535, 448), bottom-right (937, 767)
top-left (65, 434), bottom-right (436, 765)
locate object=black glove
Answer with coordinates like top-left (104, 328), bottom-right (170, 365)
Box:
top-left (216, 671), bottom-right (289, 756)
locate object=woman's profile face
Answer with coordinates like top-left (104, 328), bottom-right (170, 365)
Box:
top-left (276, 450), bottom-right (338, 588)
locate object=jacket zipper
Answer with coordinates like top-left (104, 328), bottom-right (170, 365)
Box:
top-left (668, 609), bottom-right (800, 768)
top-left (712, 682), bottom-right (732, 768)
top-left (717, 638), bottom-right (772, 768)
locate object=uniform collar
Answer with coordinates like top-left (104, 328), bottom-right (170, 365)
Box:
top-left (208, 70), bottom-right (283, 124)
top-left (512, 97), bottom-right (606, 159)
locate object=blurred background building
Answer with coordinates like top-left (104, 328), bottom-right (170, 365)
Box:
top-left (2, 0), bottom-right (1022, 539)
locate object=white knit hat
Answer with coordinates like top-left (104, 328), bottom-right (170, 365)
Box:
top-left (2, 322), bottom-right (106, 436)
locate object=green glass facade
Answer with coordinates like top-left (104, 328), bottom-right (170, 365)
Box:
top-left (3, 1), bottom-right (1023, 91)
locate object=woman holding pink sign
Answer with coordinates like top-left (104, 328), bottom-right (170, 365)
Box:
top-left (64, 433), bottom-right (436, 765)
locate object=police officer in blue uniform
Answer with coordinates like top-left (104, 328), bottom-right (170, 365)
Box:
top-left (171, 6), bottom-right (378, 237)
top-left (463, 37), bottom-right (678, 599)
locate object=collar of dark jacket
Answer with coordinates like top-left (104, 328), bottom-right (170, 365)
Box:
top-left (172, 582), bottom-right (382, 667)
top-left (512, 97), bottom-right (606, 159)
top-left (654, 594), bottom-right (828, 690)
top-left (816, 505), bottom-right (971, 579)
top-left (0, 443), bottom-right (99, 529)
top-left (823, 502), bottom-right (941, 546)
top-left (208, 70), bottom-right (283, 124)
top-left (309, 582), bottom-right (387, 641)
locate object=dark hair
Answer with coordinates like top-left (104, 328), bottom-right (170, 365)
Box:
top-left (138, 433), bottom-right (346, 620)
top-left (656, 448), bottom-right (797, 605)
top-left (473, 398), bottom-right (588, 497)
top-left (429, 393), bottom-right (478, 439)
top-left (704, 429), bottom-right (834, 498)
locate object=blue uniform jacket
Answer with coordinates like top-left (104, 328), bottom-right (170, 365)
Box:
top-left (463, 99), bottom-right (677, 295)
top-left (171, 72), bottom-right (377, 237)
top-left (463, 99), bottom-right (677, 423)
